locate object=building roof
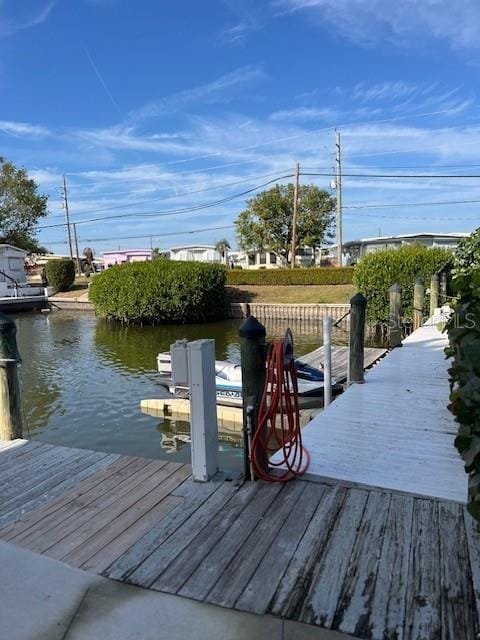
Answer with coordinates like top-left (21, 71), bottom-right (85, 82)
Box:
top-left (342, 232), bottom-right (469, 247)
top-left (169, 244), bottom-right (217, 251)
top-left (102, 249), bottom-right (152, 256)
top-left (0, 244), bottom-right (28, 255)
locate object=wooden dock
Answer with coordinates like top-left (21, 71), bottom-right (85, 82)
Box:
top-left (273, 317), bottom-right (467, 502)
top-left (298, 344), bottom-right (387, 382)
top-left (0, 438), bottom-right (479, 639)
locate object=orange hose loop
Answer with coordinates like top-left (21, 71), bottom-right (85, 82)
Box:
top-left (250, 339), bottom-right (310, 482)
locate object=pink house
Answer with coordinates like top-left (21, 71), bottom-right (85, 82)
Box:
top-left (103, 249), bottom-right (153, 269)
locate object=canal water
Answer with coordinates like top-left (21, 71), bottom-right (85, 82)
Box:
top-left (15, 311), bottom-right (338, 471)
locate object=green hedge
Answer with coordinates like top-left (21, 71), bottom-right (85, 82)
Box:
top-left (445, 267), bottom-right (480, 520)
top-left (353, 245), bottom-right (452, 324)
top-left (45, 258), bottom-right (75, 291)
top-left (226, 267), bottom-right (354, 286)
top-left (89, 260), bottom-right (227, 324)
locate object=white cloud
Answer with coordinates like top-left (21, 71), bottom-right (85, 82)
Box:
top-left (129, 66), bottom-right (266, 122)
top-left (274, 0), bottom-right (480, 52)
top-left (269, 107), bottom-right (338, 121)
top-left (0, 1), bottom-right (57, 37)
top-left (0, 120), bottom-right (51, 137)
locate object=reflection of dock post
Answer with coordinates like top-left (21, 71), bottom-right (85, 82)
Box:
top-left (239, 316), bottom-right (266, 480)
top-left (0, 314), bottom-right (23, 440)
top-left (413, 277), bottom-right (425, 331)
top-left (323, 316), bottom-right (332, 406)
top-left (348, 293), bottom-right (367, 384)
top-left (388, 284), bottom-right (402, 349)
top-left (430, 273), bottom-right (439, 317)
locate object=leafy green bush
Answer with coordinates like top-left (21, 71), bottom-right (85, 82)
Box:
top-left (89, 260), bottom-right (227, 324)
top-left (226, 267), bottom-right (354, 286)
top-left (453, 228), bottom-right (480, 273)
top-left (445, 267), bottom-right (480, 520)
top-left (45, 258), bottom-right (75, 291)
top-left (353, 245), bottom-right (452, 324)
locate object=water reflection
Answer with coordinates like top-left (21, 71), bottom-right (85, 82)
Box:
top-left (13, 310), bottom-right (336, 470)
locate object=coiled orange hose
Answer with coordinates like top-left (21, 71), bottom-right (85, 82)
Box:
top-left (250, 339), bottom-right (310, 482)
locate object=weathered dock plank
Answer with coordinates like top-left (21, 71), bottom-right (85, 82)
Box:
top-left (176, 482), bottom-right (283, 600)
top-left (0, 440), bottom-right (478, 640)
top-left (206, 481), bottom-right (307, 609)
top-left (368, 493), bottom-right (414, 640)
top-left (235, 482), bottom-right (325, 615)
top-left (298, 488), bottom-right (369, 627)
top-left (272, 320), bottom-right (467, 503)
top-left (405, 499), bottom-right (442, 640)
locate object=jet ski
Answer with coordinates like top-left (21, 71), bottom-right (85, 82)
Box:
top-left (157, 352), bottom-right (342, 409)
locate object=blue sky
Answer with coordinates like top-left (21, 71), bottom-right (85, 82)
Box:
top-left (1, 0), bottom-right (480, 254)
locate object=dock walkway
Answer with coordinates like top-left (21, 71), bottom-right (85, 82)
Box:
top-left (272, 317), bottom-right (467, 502)
top-left (0, 437), bottom-right (479, 639)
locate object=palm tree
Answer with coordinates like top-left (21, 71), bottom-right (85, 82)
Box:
top-left (215, 238), bottom-right (231, 264)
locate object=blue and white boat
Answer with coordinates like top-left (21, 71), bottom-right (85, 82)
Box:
top-left (156, 352), bottom-right (341, 408)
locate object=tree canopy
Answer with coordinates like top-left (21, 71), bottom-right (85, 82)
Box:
top-left (215, 238), bottom-right (231, 260)
top-left (235, 183), bottom-right (335, 261)
top-left (0, 158), bottom-right (48, 252)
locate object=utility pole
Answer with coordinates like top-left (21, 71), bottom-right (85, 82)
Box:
top-left (61, 175), bottom-right (74, 261)
top-left (335, 130), bottom-right (343, 268)
top-left (72, 223), bottom-right (82, 276)
top-left (290, 161), bottom-right (300, 269)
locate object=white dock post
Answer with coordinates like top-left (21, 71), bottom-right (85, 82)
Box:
top-left (323, 316), bottom-right (332, 408)
top-left (186, 339), bottom-right (219, 482)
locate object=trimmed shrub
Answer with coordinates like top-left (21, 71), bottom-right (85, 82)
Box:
top-left (89, 260), bottom-right (227, 324)
top-left (45, 258), bottom-right (75, 292)
top-left (445, 267), bottom-right (480, 521)
top-left (353, 245), bottom-right (452, 324)
top-left (226, 267), bottom-right (354, 286)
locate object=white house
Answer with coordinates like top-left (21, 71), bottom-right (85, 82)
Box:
top-left (168, 245), bottom-right (223, 263)
top-left (0, 245), bottom-right (28, 290)
top-left (230, 247), bottom-right (331, 269)
top-left (341, 232), bottom-right (469, 265)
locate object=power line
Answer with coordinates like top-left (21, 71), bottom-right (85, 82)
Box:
top-left (40, 224), bottom-right (236, 246)
top-left (45, 169), bottom-right (292, 220)
top-left (302, 171), bottom-right (480, 179)
top-left (63, 102), bottom-right (480, 180)
top-left (36, 174), bottom-right (293, 230)
top-left (344, 197), bottom-right (480, 210)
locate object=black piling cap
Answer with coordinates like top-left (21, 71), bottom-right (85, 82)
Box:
top-left (0, 313), bottom-right (21, 362)
top-left (238, 315), bottom-right (266, 339)
top-left (389, 283), bottom-right (402, 293)
top-left (350, 292), bottom-right (367, 306)
top-left (415, 277), bottom-right (424, 286)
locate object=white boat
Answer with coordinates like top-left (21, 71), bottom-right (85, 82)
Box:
top-left (156, 352), bottom-right (342, 409)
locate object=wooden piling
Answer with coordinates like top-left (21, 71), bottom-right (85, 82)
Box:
top-left (348, 293), bottom-right (367, 384)
top-left (239, 316), bottom-right (266, 480)
top-left (430, 273), bottom-right (439, 317)
top-left (413, 277), bottom-right (425, 331)
top-left (388, 283), bottom-right (402, 349)
top-left (0, 314), bottom-right (23, 440)
top-left (440, 272), bottom-right (448, 305)
top-left (323, 316), bottom-right (332, 404)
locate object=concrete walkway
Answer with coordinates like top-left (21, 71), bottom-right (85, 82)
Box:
top-left (0, 541), bottom-right (339, 640)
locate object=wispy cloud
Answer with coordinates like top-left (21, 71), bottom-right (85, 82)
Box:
top-left (274, 0), bottom-right (480, 53)
top-left (0, 1), bottom-right (57, 37)
top-left (129, 65), bottom-right (266, 122)
top-left (269, 107), bottom-right (338, 122)
top-left (353, 82), bottom-right (418, 103)
top-left (0, 120), bottom-right (51, 137)
top-left (217, 0), bottom-right (263, 45)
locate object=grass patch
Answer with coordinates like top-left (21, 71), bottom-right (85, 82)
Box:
top-left (226, 284), bottom-right (356, 304)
